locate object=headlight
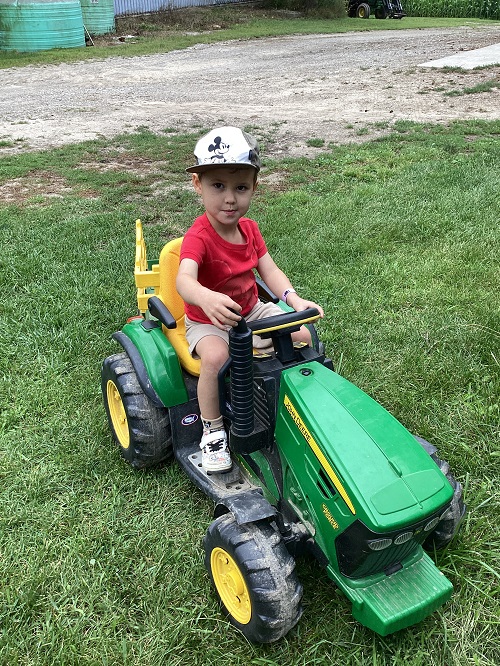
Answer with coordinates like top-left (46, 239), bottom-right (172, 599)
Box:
top-left (440, 507), bottom-right (451, 521)
top-left (368, 538), bottom-right (392, 551)
top-left (424, 516), bottom-right (440, 532)
top-left (394, 531), bottom-right (413, 545)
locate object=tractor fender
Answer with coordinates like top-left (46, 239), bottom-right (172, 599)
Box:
top-left (113, 319), bottom-right (188, 408)
top-left (214, 491), bottom-right (276, 525)
top-left (112, 331), bottom-right (165, 408)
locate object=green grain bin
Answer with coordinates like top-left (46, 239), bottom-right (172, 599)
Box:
top-left (80, 0), bottom-right (114, 36)
top-left (0, 0), bottom-right (85, 51)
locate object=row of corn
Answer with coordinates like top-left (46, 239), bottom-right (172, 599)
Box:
top-left (404, 0), bottom-right (500, 20)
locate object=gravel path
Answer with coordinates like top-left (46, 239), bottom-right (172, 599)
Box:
top-left (1, 24), bottom-right (499, 157)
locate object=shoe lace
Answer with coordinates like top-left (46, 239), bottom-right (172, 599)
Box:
top-left (204, 435), bottom-right (226, 453)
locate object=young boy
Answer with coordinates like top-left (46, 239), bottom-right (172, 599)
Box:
top-left (176, 127), bottom-right (324, 472)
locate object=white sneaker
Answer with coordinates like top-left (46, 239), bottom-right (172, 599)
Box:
top-left (200, 429), bottom-right (232, 472)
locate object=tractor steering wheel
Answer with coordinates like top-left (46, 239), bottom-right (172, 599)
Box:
top-left (247, 307), bottom-right (321, 337)
top-left (245, 307), bottom-right (322, 363)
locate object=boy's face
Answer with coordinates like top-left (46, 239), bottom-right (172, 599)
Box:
top-left (192, 167), bottom-right (257, 232)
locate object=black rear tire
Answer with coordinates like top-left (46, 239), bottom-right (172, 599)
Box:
top-left (357, 3), bottom-right (371, 18)
top-left (204, 513), bottom-right (303, 643)
top-left (101, 352), bottom-right (172, 469)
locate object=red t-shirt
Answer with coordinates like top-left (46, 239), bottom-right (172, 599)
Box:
top-left (180, 213), bottom-right (268, 323)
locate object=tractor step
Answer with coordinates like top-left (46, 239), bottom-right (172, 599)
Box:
top-left (174, 441), bottom-right (260, 503)
top-left (188, 448), bottom-right (255, 494)
top-left (334, 551), bottom-right (453, 636)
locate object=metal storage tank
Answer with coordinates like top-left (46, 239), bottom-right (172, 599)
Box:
top-left (0, 0), bottom-right (85, 51)
top-left (80, 0), bottom-right (115, 36)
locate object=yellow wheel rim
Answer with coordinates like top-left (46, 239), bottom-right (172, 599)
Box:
top-left (106, 380), bottom-right (130, 449)
top-left (211, 547), bottom-right (252, 625)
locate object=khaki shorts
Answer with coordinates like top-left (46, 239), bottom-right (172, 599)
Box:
top-left (185, 300), bottom-right (284, 357)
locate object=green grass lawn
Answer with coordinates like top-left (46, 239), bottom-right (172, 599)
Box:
top-left (0, 120), bottom-right (499, 665)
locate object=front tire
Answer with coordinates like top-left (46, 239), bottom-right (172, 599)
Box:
top-left (415, 437), bottom-right (466, 550)
top-left (425, 454), bottom-right (466, 550)
top-left (101, 352), bottom-right (172, 469)
top-left (204, 513), bottom-right (303, 643)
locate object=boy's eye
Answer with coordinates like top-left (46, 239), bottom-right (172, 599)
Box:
top-left (212, 183), bottom-right (248, 191)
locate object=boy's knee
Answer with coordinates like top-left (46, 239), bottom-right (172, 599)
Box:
top-left (197, 339), bottom-right (229, 372)
top-left (294, 326), bottom-right (312, 346)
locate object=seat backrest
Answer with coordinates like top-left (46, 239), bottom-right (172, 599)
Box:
top-left (158, 237), bottom-right (201, 377)
top-left (158, 237), bottom-right (185, 326)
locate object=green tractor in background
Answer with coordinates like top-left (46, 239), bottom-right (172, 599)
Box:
top-left (347, 0), bottom-right (406, 19)
top-left (101, 221), bottom-right (465, 643)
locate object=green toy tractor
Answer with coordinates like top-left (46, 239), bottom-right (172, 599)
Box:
top-left (347, 0), bottom-right (406, 19)
top-left (101, 220), bottom-right (465, 643)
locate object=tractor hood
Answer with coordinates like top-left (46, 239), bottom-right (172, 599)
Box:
top-left (278, 362), bottom-right (453, 531)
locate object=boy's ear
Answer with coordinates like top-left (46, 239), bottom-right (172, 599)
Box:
top-left (191, 173), bottom-right (202, 194)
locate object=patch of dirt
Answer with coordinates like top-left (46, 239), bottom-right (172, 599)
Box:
top-left (0, 152), bottom-right (174, 204)
top-left (79, 155), bottom-right (165, 174)
top-left (0, 25), bottom-right (499, 162)
top-left (0, 171), bottom-right (74, 204)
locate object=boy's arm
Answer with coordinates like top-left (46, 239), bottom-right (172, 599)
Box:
top-left (176, 258), bottom-right (242, 330)
top-left (257, 253), bottom-right (324, 317)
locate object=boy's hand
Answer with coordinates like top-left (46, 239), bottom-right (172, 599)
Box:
top-left (287, 293), bottom-right (324, 318)
top-left (203, 292), bottom-right (242, 330)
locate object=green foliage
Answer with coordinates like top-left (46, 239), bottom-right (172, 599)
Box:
top-left (306, 137), bottom-right (326, 147)
top-left (445, 78), bottom-right (500, 96)
top-left (0, 121), bottom-right (499, 664)
top-left (260, 0), bottom-right (346, 18)
top-left (405, 0), bottom-right (500, 20)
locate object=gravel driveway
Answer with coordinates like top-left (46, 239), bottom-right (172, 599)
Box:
top-left (1, 25), bottom-right (499, 157)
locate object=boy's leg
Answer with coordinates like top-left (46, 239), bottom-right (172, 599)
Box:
top-left (292, 326), bottom-right (312, 345)
top-left (195, 335), bottom-right (232, 472)
top-left (195, 335), bottom-right (229, 419)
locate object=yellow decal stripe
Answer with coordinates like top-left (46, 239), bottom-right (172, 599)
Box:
top-left (284, 395), bottom-right (356, 515)
top-left (251, 315), bottom-right (320, 336)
